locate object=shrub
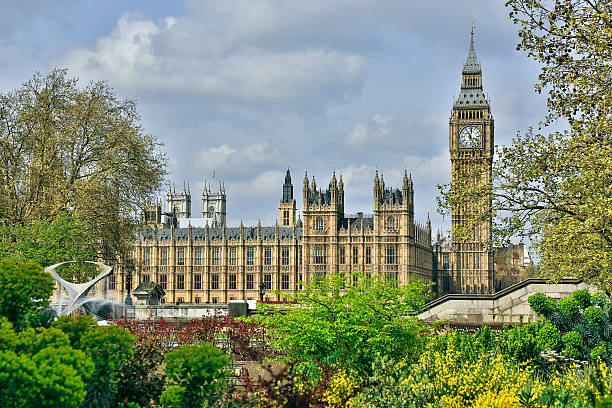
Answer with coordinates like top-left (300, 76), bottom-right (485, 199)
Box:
top-left (584, 306), bottom-right (604, 324)
top-left (263, 272), bottom-right (432, 374)
top-left (562, 331), bottom-right (583, 360)
top-left (559, 297), bottom-right (582, 318)
top-left (573, 289), bottom-right (592, 310)
top-left (528, 293), bottom-right (557, 317)
top-left (161, 343), bottom-right (229, 407)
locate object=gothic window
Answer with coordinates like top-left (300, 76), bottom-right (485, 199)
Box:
top-left (108, 274), bottom-right (115, 290)
top-left (211, 274), bottom-right (219, 290)
top-left (177, 297), bottom-right (184, 303)
top-left (229, 248), bottom-right (237, 266)
top-left (194, 274), bottom-right (202, 290)
top-left (208, 206), bottom-right (214, 217)
top-left (386, 217), bottom-right (396, 231)
top-left (143, 249), bottom-right (150, 266)
top-left (247, 248), bottom-right (254, 265)
top-left (264, 273), bottom-right (272, 290)
top-left (177, 274), bottom-right (185, 290)
top-left (339, 247), bottom-right (345, 264)
top-left (365, 247), bottom-right (372, 264)
top-left (298, 273), bottom-right (303, 289)
top-left (281, 274), bottom-right (290, 290)
top-left (299, 247), bottom-right (302, 265)
top-left (314, 245), bottom-right (326, 264)
top-left (212, 297), bottom-right (218, 304)
top-left (282, 248), bottom-right (290, 266)
top-left (229, 274), bottom-right (237, 290)
top-left (385, 246), bottom-right (397, 265)
top-left (264, 248), bottom-right (272, 265)
top-left (195, 249), bottom-right (202, 266)
top-left (159, 274), bottom-right (167, 290)
top-left (141, 274), bottom-right (150, 283)
top-left (212, 249), bottom-right (219, 265)
top-left (315, 217), bottom-right (324, 231)
top-left (246, 274), bottom-right (254, 290)
top-left (160, 248), bottom-right (168, 266)
top-left (283, 210), bottom-right (290, 226)
top-left (195, 297), bottom-right (201, 304)
top-left (352, 275), bottom-right (358, 286)
top-left (352, 247), bottom-right (358, 265)
top-left (177, 249), bottom-right (185, 266)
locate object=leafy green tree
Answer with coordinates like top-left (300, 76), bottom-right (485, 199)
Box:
top-left (439, 0), bottom-right (612, 290)
top-left (0, 260), bottom-right (54, 329)
top-left (0, 213), bottom-right (97, 281)
top-left (160, 343), bottom-right (229, 408)
top-left (0, 69), bottom-right (166, 263)
top-left (263, 273), bottom-right (432, 374)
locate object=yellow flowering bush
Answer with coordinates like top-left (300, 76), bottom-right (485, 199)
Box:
top-left (322, 368), bottom-right (359, 407)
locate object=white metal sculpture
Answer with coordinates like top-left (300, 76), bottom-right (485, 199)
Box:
top-left (45, 261), bottom-right (113, 316)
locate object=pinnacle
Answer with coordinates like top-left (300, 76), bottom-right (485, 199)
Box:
top-left (463, 23), bottom-right (481, 74)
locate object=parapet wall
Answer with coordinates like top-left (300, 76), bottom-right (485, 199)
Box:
top-left (418, 279), bottom-right (593, 324)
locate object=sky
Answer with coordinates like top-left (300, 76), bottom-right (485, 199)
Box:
top-left (0, 0), bottom-right (550, 235)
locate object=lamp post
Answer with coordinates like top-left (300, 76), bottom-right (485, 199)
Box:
top-left (258, 281), bottom-right (266, 303)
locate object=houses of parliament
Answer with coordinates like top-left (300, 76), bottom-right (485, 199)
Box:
top-left (105, 31), bottom-right (495, 304)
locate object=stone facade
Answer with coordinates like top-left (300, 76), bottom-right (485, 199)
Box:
top-left (98, 31), bottom-right (497, 305)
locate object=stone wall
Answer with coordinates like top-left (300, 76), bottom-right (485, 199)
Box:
top-left (134, 304), bottom-right (227, 320)
top-left (418, 279), bottom-right (593, 324)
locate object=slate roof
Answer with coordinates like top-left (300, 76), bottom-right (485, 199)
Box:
top-left (140, 226), bottom-right (303, 241)
top-left (462, 31), bottom-right (481, 74)
top-left (340, 216), bottom-right (374, 231)
top-left (379, 188), bottom-right (403, 205)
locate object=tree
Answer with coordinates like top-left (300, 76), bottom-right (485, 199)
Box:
top-left (0, 69), bottom-right (166, 263)
top-left (439, 1), bottom-right (612, 290)
top-left (263, 273), bottom-right (432, 374)
top-left (0, 260), bottom-right (54, 329)
top-left (160, 343), bottom-right (229, 408)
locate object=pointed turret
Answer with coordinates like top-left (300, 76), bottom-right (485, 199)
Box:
top-left (463, 22), bottom-right (481, 74)
top-left (282, 168), bottom-right (293, 203)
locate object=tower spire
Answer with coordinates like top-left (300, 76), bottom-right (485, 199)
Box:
top-left (463, 23), bottom-right (481, 74)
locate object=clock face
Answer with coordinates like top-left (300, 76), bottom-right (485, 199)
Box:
top-left (459, 126), bottom-right (481, 147)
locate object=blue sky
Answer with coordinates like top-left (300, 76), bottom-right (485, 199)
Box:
top-left (0, 0), bottom-right (549, 235)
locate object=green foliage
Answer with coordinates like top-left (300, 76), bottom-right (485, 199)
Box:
top-left (116, 340), bottom-right (166, 407)
top-left (53, 315), bottom-right (137, 408)
top-left (585, 306), bottom-right (605, 324)
top-left (0, 213), bottom-right (96, 281)
top-left (562, 331), bottom-right (583, 360)
top-left (573, 289), bottom-right (593, 310)
top-left (560, 297), bottom-right (582, 319)
top-left (54, 314), bottom-right (98, 349)
top-left (0, 318), bottom-right (94, 408)
top-left (79, 325), bottom-right (136, 408)
top-left (263, 272), bottom-right (432, 374)
top-left (0, 69), bottom-right (166, 262)
top-left (161, 343), bottom-right (229, 408)
top-left (0, 260), bottom-right (54, 329)
top-left (528, 293), bottom-right (557, 317)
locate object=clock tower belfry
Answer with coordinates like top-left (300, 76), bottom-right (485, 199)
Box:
top-left (449, 26), bottom-right (494, 294)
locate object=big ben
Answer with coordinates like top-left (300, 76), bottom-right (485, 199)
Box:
top-left (449, 27), bottom-right (494, 294)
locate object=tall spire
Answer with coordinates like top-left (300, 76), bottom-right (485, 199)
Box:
top-left (463, 22), bottom-right (481, 74)
top-left (282, 168), bottom-right (293, 203)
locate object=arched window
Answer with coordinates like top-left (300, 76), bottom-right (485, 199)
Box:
top-left (386, 217), bottom-right (395, 231)
top-left (315, 217), bottom-right (324, 231)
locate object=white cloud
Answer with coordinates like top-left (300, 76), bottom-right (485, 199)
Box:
top-left (346, 113), bottom-right (393, 148)
top-left (195, 142), bottom-right (283, 176)
top-left (63, 10), bottom-right (366, 103)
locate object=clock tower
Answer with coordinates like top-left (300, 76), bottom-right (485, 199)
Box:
top-left (449, 27), bottom-right (494, 294)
